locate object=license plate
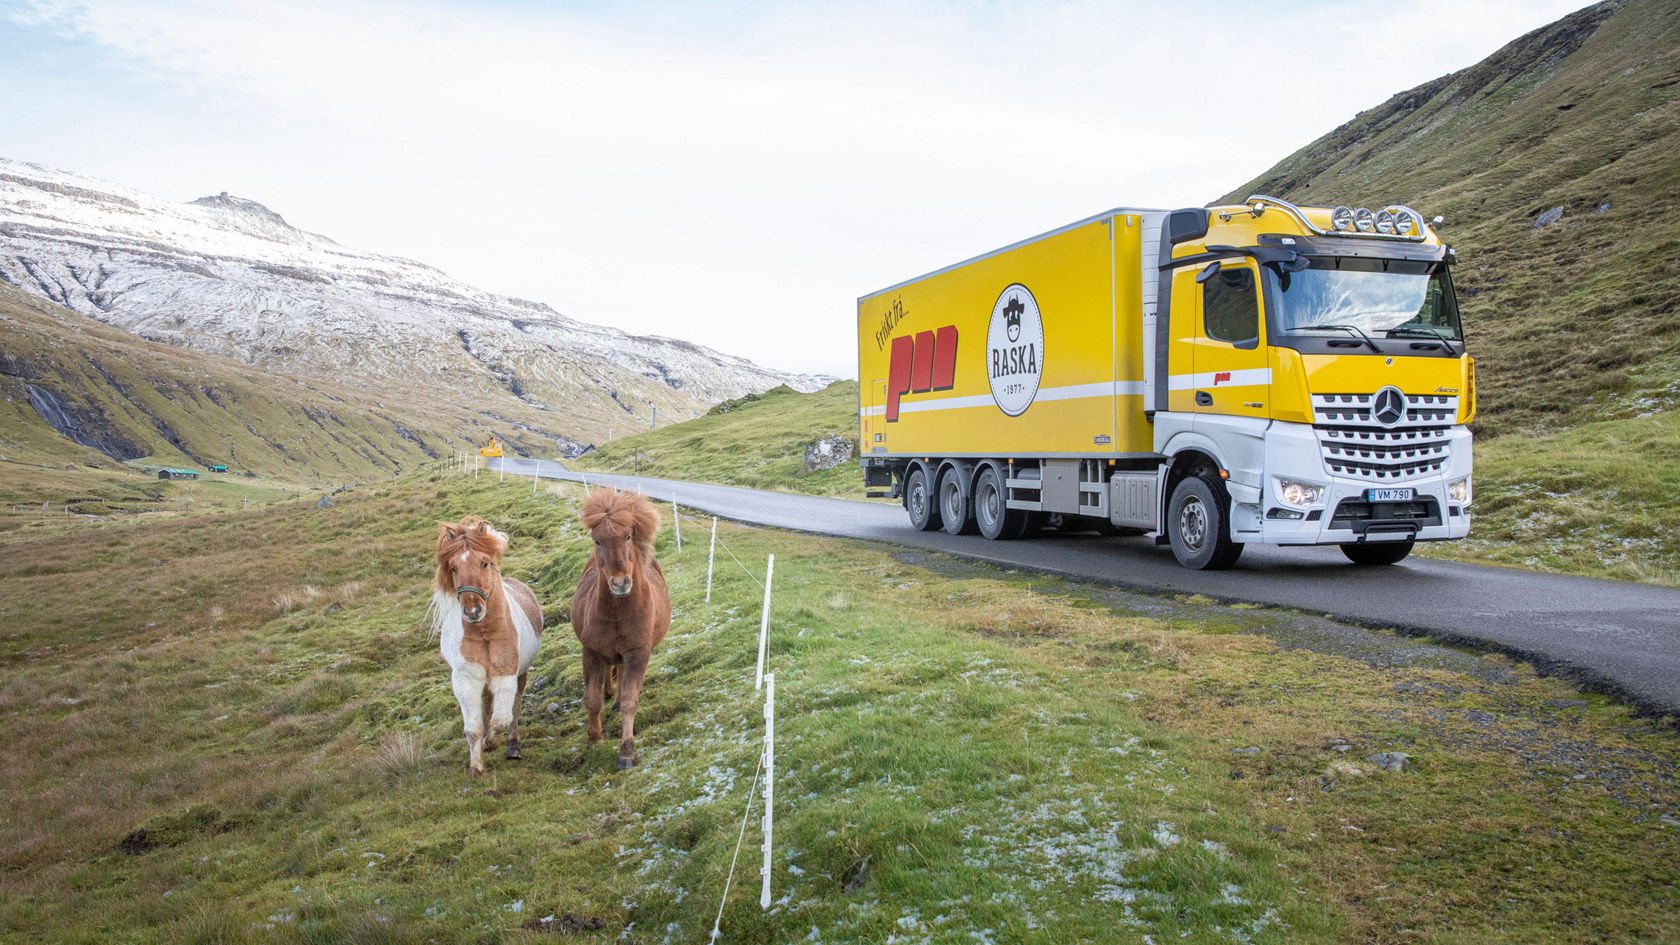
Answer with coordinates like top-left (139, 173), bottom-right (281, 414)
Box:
top-left (1366, 488), bottom-right (1414, 502)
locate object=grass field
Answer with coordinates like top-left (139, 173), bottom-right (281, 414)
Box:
top-left (1, 465), bottom-right (1674, 944)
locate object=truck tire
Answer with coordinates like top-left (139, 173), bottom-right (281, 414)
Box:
top-left (1167, 474), bottom-right (1244, 570)
top-left (905, 466), bottom-right (942, 531)
top-left (938, 467), bottom-right (977, 535)
top-left (973, 466), bottom-right (1027, 540)
top-left (1341, 539), bottom-right (1414, 565)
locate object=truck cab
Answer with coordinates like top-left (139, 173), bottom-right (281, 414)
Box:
top-left (1151, 196), bottom-right (1474, 567)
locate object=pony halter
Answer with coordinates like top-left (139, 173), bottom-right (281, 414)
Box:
top-left (454, 563), bottom-right (498, 623)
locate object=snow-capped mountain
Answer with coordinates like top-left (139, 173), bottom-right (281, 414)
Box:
top-left (0, 158), bottom-right (832, 451)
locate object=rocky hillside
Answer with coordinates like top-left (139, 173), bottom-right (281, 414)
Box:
top-left (0, 279), bottom-right (551, 484)
top-left (1221, 0), bottom-right (1680, 436)
top-left (0, 158), bottom-right (831, 459)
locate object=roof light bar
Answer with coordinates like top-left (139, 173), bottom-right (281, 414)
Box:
top-left (1247, 195), bottom-right (1432, 242)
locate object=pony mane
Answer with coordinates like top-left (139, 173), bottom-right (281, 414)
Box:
top-left (580, 490), bottom-right (660, 551)
top-left (434, 515), bottom-right (509, 594)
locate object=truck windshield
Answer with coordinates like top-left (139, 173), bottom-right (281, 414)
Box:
top-left (1273, 258), bottom-right (1462, 342)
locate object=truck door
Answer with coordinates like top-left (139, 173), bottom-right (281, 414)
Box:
top-left (1188, 260), bottom-right (1269, 420)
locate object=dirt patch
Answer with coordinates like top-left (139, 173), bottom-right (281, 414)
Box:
top-left (522, 913), bottom-right (611, 936)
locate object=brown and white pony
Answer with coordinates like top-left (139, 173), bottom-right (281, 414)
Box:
top-left (432, 516), bottom-right (543, 776)
top-left (573, 490), bottom-right (671, 769)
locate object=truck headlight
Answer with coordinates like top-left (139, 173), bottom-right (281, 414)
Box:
top-left (1276, 479), bottom-right (1325, 507)
top-left (1448, 477), bottom-right (1470, 504)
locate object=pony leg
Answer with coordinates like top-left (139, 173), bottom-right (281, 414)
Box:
top-left (615, 650), bottom-right (651, 770)
top-left (451, 665), bottom-right (489, 777)
top-left (481, 687), bottom-right (498, 750)
top-left (487, 675), bottom-right (519, 747)
top-left (505, 672), bottom-right (528, 760)
top-left (582, 650), bottom-right (608, 745)
top-left (604, 663), bottom-right (618, 705)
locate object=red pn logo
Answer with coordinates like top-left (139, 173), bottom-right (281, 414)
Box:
top-left (1213, 371), bottom-right (1231, 386)
top-left (885, 326), bottom-right (958, 421)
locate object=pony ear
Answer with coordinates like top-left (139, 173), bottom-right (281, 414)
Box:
top-left (475, 521), bottom-right (489, 535)
top-left (438, 522), bottom-right (458, 543)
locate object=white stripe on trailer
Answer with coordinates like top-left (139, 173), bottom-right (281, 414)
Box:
top-left (857, 380), bottom-right (1147, 417)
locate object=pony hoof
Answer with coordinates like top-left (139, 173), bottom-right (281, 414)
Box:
top-left (505, 745), bottom-right (523, 760)
top-left (469, 766), bottom-right (484, 778)
top-left (616, 756), bottom-right (637, 770)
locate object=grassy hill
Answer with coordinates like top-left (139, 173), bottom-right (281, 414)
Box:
top-left (1, 467), bottom-right (1674, 943)
top-left (1220, 0), bottom-right (1680, 436)
top-left (569, 381), bottom-right (867, 497)
top-left (0, 282), bottom-right (576, 495)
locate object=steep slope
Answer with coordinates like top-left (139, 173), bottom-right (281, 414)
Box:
top-left (0, 280), bottom-right (565, 487)
top-left (569, 380), bottom-right (865, 496)
top-left (0, 159), bottom-right (831, 450)
top-left (1220, 0), bottom-right (1680, 436)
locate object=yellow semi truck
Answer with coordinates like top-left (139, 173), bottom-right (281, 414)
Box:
top-left (856, 195), bottom-right (1474, 569)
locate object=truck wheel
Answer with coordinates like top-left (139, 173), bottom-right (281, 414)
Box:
top-left (973, 466), bottom-right (1025, 540)
top-left (1341, 539), bottom-right (1414, 565)
top-left (1167, 475), bottom-right (1244, 570)
top-left (938, 468), bottom-right (977, 535)
top-left (905, 467), bottom-right (941, 531)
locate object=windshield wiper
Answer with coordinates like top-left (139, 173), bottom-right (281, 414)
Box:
top-left (1289, 324), bottom-right (1383, 353)
top-left (1388, 325), bottom-right (1460, 356)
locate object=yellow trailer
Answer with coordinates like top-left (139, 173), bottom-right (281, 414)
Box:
top-left (858, 196), bottom-right (1475, 569)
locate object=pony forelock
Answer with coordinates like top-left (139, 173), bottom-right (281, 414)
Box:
top-left (435, 515), bottom-right (508, 592)
top-left (580, 490), bottom-right (660, 550)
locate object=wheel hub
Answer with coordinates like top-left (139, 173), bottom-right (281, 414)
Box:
top-left (1178, 496), bottom-right (1207, 551)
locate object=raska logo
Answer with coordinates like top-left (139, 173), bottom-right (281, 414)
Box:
top-left (988, 284), bottom-right (1043, 417)
top-left (884, 324), bottom-right (958, 422)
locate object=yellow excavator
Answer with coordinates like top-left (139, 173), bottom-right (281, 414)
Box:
top-left (479, 436), bottom-right (504, 458)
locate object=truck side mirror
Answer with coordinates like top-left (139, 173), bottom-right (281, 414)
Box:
top-left (1195, 261), bottom-right (1222, 284)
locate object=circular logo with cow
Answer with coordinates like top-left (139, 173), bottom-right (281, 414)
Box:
top-left (987, 283), bottom-right (1044, 417)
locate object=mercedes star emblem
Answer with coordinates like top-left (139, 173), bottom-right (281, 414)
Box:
top-left (1372, 386), bottom-right (1406, 427)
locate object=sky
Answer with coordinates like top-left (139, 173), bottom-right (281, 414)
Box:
top-left (2, 0), bottom-right (1590, 379)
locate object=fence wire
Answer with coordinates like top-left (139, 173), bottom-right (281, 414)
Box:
top-left (709, 747), bottom-right (766, 944)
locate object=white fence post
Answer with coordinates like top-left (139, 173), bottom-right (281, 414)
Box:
top-left (674, 494), bottom-right (682, 553)
top-left (705, 517), bottom-right (717, 603)
top-left (756, 554), bottom-right (775, 691)
top-left (474, 455), bottom-right (479, 479)
top-left (533, 459), bottom-right (541, 493)
top-left (499, 458), bottom-right (504, 483)
top-left (761, 672), bottom-right (775, 910)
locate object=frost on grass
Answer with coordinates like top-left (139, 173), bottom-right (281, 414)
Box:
top-left (951, 784), bottom-right (1282, 940)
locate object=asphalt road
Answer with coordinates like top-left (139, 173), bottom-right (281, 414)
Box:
top-left (496, 457), bottom-right (1680, 717)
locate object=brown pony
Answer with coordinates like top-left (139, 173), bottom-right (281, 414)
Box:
top-left (432, 516), bottom-right (544, 776)
top-left (573, 490), bottom-right (671, 769)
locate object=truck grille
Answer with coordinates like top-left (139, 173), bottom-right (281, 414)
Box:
top-left (1312, 393), bottom-right (1458, 481)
